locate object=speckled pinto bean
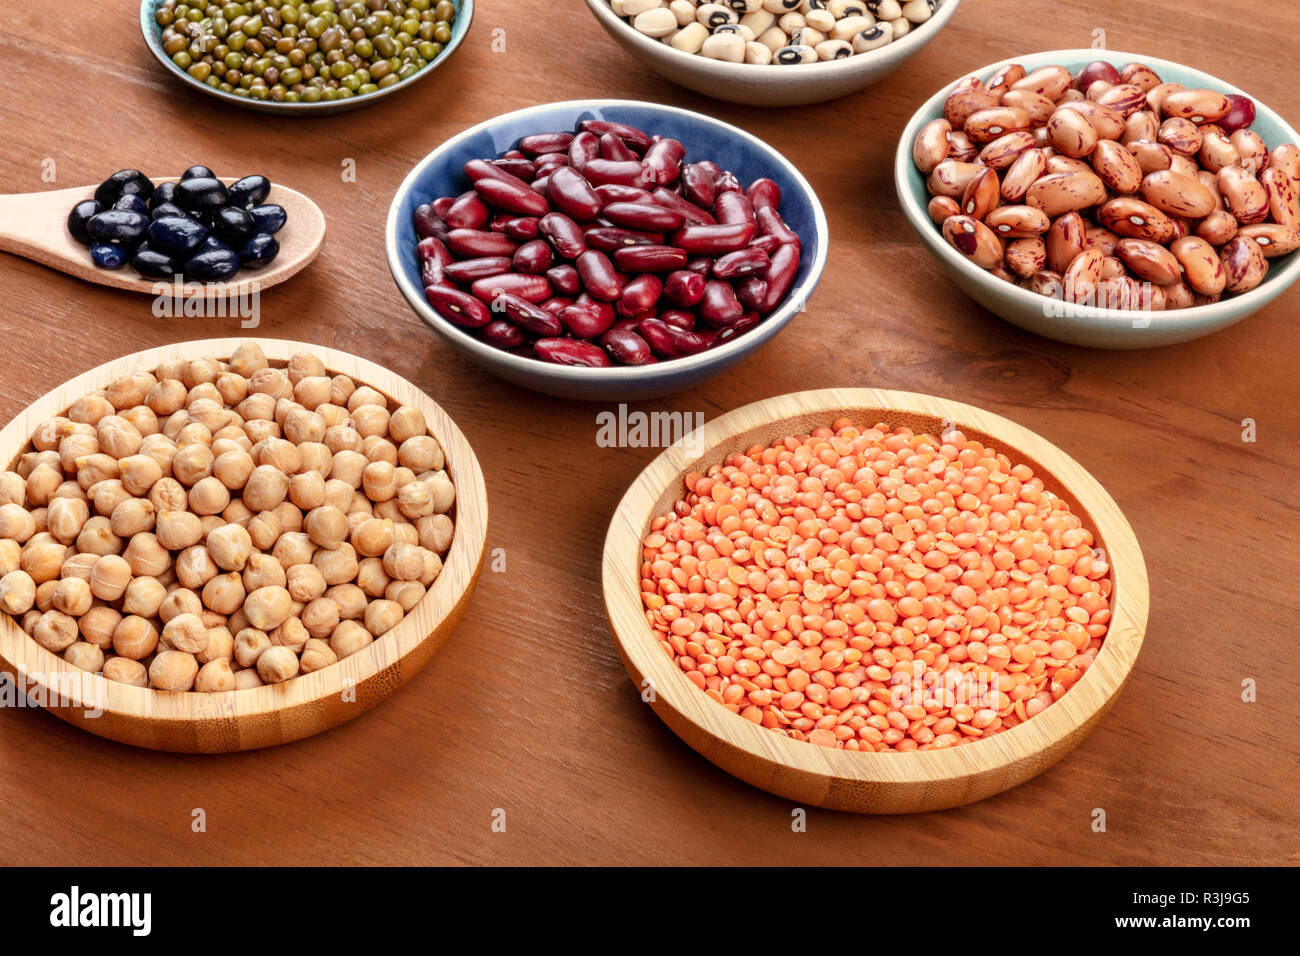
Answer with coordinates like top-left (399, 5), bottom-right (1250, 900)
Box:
top-left (915, 58), bottom-right (1299, 310)
top-left (640, 420), bottom-right (1112, 751)
top-left (415, 119), bottom-right (806, 366)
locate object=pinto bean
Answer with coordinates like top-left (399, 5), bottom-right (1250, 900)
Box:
top-left (1218, 166), bottom-right (1270, 224)
top-left (1098, 198), bottom-right (1175, 242)
top-left (928, 195), bottom-right (961, 225)
top-left (1236, 223), bottom-right (1300, 257)
top-left (964, 107), bottom-right (1032, 144)
top-left (1141, 170), bottom-right (1218, 219)
top-left (1116, 238), bottom-right (1182, 285)
top-left (1001, 148), bottom-right (1048, 201)
top-left (1261, 167), bottom-right (1300, 227)
top-left (1025, 170), bottom-right (1107, 216)
top-left (1171, 235), bottom-right (1227, 295)
top-left (960, 167), bottom-right (1000, 220)
top-left (942, 215), bottom-right (1003, 269)
top-left (913, 118), bottom-right (952, 173)
top-left (985, 205), bottom-right (1050, 238)
top-left (1003, 236), bottom-right (1047, 278)
top-left (1045, 108), bottom-right (1098, 158)
top-left (1219, 236), bottom-right (1269, 293)
top-left (1196, 209), bottom-right (1239, 246)
top-left (1046, 211), bottom-right (1087, 274)
top-left (1091, 140), bottom-right (1143, 194)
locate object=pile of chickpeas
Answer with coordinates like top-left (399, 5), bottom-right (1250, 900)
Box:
top-left (914, 59), bottom-right (1300, 309)
top-left (0, 344), bottom-right (455, 693)
top-left (612, 0), bottom-right (943, 65)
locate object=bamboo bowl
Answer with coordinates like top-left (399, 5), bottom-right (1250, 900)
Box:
top-left (603, 389), bottom-right (1148, 813)
top-left (0, 339), bottom-right (488, 753)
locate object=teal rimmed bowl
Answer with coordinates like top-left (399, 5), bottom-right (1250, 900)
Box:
top-left (139, 0), bottom-right (474, 115)
top-left (894, 49), bottom-right (1300, 348)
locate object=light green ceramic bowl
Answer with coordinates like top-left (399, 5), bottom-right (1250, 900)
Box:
top-left (894, 49), bottom-right (1300, 349)
top-left (140, 0), bottom-right (474, 115)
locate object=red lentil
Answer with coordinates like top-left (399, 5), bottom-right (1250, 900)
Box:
top-left (639, 419), bottom-right (1111, 752)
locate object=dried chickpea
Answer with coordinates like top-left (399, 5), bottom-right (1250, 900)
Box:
top-left (286, 563), bottom-right (327, 603)
top-left (215, 373), bottom-right (251, 407)
top-left (123, 533), bottom-right (170, 577)
top-left (103, 656), bottom-right (148, 687)
top-left (26, 462), bottom-right (63, 507)
top-left (249, 367), bottom-right (290, 401)
top-left (150, 650), bottom-right (199, 691)
top-left (0, 471), bottom-right (27, 505)
top-left (148, 476), bottom-right (187, 514)
top-left (362, 436), bottom-right (399, 466)
top-left (182, 357), bottom-right (220, 389)
top-left (0, 504), bottom-right (36, 543)
top-left (330, 450), bottom-right (367, 489)
top-left (74, 454), bottom-right (119, 490)
top-left (299, 637), bottom-right (338, 674)
top-left (189, 476), bottom-right (231, 516)
top-left (59, 433), bottom-right (100, 473)
top-left (304, 506), bottom-right (348, 550)
top-left (35, 579), bottom-right (58, 613)
top-left (313, 543), bottom-right (358, 586)
top-left (104, 372), bottom-right (155, 410)
top-left (75, 516), bottom-right (122, 556)
top-left (362, 461), bottom-right (397, 503)
top-left (234, 628), bottom-right (271, 668)
top-left (386, 580), bottom-right (426, 613)
top-left (86, 554), bottom-right (130, 602)
top-left (159, 589), bottom-right (203, 624)
top-left (61, 555), bottom-right (98, 583)
top-left (64, 641), bottom-right (105, 672)
top-left (293, 376), bottom-right (332, 411)
top-left (270, 616), bottom-right (310, 654)
top-left (52, 577), bottom-right (93, 616)
top-left (228, 342), bottom-right (268, 377)
top-left (363, 599), bottom-right (403, 637)
top-left (0, 570), bottom-right (37, 615)
top-left (172, 444), bottom-right (214, 486)
top-left (302, 598), bottom-right (340, 640)
top-left (271, 501), bottom-right (304, 535)
top-left (233, 668), bottom-right (264, 690)
top-left (417, 514), bottom-right (454, 554)
top-left (419, 551), bottom-right (443, 587)
top-left (207, 523), bottom-right (253, 572)
top-left (351, 404), bottom-right (390, 440)
top-left (247, 510), bottom-right (282, 551)
top-left (45, 497), bottom-right (89, 545)
top-left (79, 606), bottom-right (121, 649)
top-left (0, 539), bottom-right (20, 576)
top-left (391, 521), bottom-right (418, 547)
top-left (162, 613), bottom-right (209, 654)
top-left (326, 583), bottom-right (367, 621)
top-left (323, 479), bottom-right (355, 511)
top-left (21, 535), bottom-right (67, 584)
top-left (156, 510), bottom-right (203, 550)
top-left (87, 479), bottom-right (130, 517)
top-left (243, 552), bottom-right (288, 592)
top-left (213, 450), bottom-right (254, 491)
top-left (329, 374), bottom-right (355, 408)
top-left (289, 472), bottom-right (326, 511)
top-left (244, 585), bottom-right (292, 631)
top-left (195, 658), bottom-right (236, 693)
top-left (398, 436), bottom-right (443, 473)
top-left (176, 545), bottom-right (219, 591)
top-left (386, 405), bottom-right (424, 443)
top-left (283, 409), bottom-right (326, 445)
top-left (236, 392), bottom-right (275, 422)
top-left (122, 577), bottom-right (166, 618)
top-left (329, 619), bottom-right (373, 659)
top-left (316, 404), bottom-right (349, 429)
top-left (197, 625), bottom-right (234, 664)
top-left (243, 465), bottom-right (289, 512)
top-left (97, 416), bottom-right (143, 459)
top-left (33, 609), bottom-right (78, 651)
top-left (287, 352), bottom-right (326, 384)
top-left (357, 558), bottom-right (389, 598)
top-left (120, 406), bottom-right (160, 439)
top-left (325, 424), bottom-right (364, 456)
top-left (110, 497), bottom-right (155, 537)
top-left (146, 379), bottom-right (188, 416)
top-left (383, 543), bottom-right (426, 582)
top-left (202, 572), bottom-right (246, 616)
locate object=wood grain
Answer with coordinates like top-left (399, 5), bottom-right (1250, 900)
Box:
top-left (603, 389), bottom-right (1148, 812)
top-left (0, 0), bottom-right (1296, 865)
top-left (0, 180), bottom-right (324, 298)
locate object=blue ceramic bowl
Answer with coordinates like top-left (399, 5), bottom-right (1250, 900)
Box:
top-left (139, 0), bottom-right (474, 115)
top-left (386, 100), bottom-right (829, 401)
top-left (895, 49), bottom-right (1300, 348)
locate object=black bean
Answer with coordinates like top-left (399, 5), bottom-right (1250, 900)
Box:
top-left (174, 177), bottom-right (230, 211)
top-left (148, 216), bottom-right (209, 255)
top-left (131, 246), bottom-right (179, 278)
top-left (182, 165), bottom-right (215, 181)
top-left (227, 175), bottom-right (271, 208)
top-left (249, 203), bottom-right (287, 234)
top-left (93, 169), bottom-right (154, 208)
top-left (185, 247), bottom-right (241, 281)
top-left (113, 194), bottom-right (149, 215)
top-left (238, 233), bottom-right (280, 268)
top-left (87, 210), bottom-right (149, 244)
top-left (149, 201), bottom-right (193, 221)
top-left (150, 181), bottom-right (178, 209)
top-left (212, 206), bottom-right (256, 245)
top-left (67, 200), bottom-right (101, 245)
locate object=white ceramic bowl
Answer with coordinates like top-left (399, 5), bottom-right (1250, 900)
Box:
top-left (895, 49), bottom-right (1300, 349)
top-left (584, 0), bottom-right (963, 108)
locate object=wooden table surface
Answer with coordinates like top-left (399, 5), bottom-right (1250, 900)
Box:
top-left (1, 0), bottom-right (1296, 866)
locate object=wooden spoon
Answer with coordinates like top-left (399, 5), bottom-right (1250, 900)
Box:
top-left (0, 177), bottom-right (324, 298)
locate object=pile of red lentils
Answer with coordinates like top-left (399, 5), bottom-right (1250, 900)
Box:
top-left (639, 418), bottom-right (1112, 752)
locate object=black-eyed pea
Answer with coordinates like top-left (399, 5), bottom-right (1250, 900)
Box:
top-left (1141, 169), bottom-right (1217, 219)
top-left (985, 205), bottom-right (1050, 239)
top-left (849, 23), bottom-right (891, 52)
top-left (1090, 140), bottom-right (1142, 195)
top-left (1260, 167), bottom-right (1299, 227)
top-left (927, 195), bottom-right (960, 225)
top-left (1236, 223), bottom-right (1300, 258)
top-left (1098, 197), bottom-right (1175, 242)
top-left (940, 215), bottom-right (1003, 270)
top-left (1171, 235), bottom-right (1228, 295)
top-left (1116, 238), bottom-right (1182, 286)
top-left (1217, 166), bottom-right (1269, 225)
top-left (912, 118), bottom-right (952, 173)
top-left (773, 42), bottom-right (818, 63)
top-left (1062, 248), bottom-right (1104, 304)
top-left (1219, 236), bottom-right (1269, 294)
top-left (1025, 170), bottom-right (1107, 217)
top-left (1045, 108), bottom-right (1097, 159)
top-left (1196, 209), bottom-right (1238, 246)
top-left (671, 22), bottom-right (710, 53)
top-left (1158, 118), bottom-right (1201, 157)
top-left (755, 25), bottom-right (787, 52)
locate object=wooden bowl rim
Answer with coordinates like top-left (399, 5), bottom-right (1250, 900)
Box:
top-left (0, 337), bottom-right (488, 728)
top-left (603, 387), bottom-right (1148, 787)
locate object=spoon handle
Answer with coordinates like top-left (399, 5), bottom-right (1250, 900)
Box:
top-left (0, 189), bottom-right (80, 263)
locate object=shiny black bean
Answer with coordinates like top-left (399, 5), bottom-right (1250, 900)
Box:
top-left (212, 206), bottom-right (256, 245)
top-left (185, 246), bottom-right (241, 281)
top-left (131, 247), bottom-right (179, 279)
top-left (67, 200), bottom-right (101, 245)
top-left (249, 203), bottom-right (287, 234)
top-left (173, 177), bottom-right (230, 211)
top-left (238, 233), bottom-right (280, 268)
top-left (87, 210), bottom-right (149, 244)
top-left (227, 175), bottom-right (271, 208)
top-left (93, 169), bottom-right (154, 208)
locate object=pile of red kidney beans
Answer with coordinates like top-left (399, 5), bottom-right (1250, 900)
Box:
top-left (412, 119), bottom-right (803, 368)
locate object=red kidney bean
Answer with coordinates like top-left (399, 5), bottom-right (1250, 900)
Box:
top-left (756, 206), bottom-right (801, 250)
top-left (595, 184), bottom-right (656, 206)
top-left (713, 247), bottom-right (770, 279)
top-left (503, 149), bottom-right (526, 160)
top-left (670, 222), bottom-right (755, 255)
top-left (470, 273), bottom-right (552, 304)
top-left (643, 138), bottom-right (685, 185)
top-left (445, 192), bottom-right (490, 229)
top-left (465, 159), bottom-right (533, 190)
top-left (574, 293), bottom-right (616, 323)
top-left (582, 159), bottom-right (650, 188)
top-left (581, 120), bottom-right (651, 153)
top-left (685, 257), bottom-right (713, 275)
top-left (682, 163), bottom-right (717, 208)
top-left (492, 158), bottom-right (539, 181)
top-left (698, 280), bottom-right (744, 326)
top-left (747, 178), bottom-right (781, 213)
top-left (539, 212), bottom-right (587, 259)
top-left (617, 274), bottom-right (663, 317)
top-left (600, 327), bottom-right (654, 365)
top-left (531, 174), bottom-right (551, 194)
top-left (762, 243), bottom-right (800, 312)
top-left (659, 308), bottom-right (695, 331)
top-left (715, 190), bottom-right (755, 226)
top-left (584, 227), bottom-right (659, 253)
top-left (558, 302), bottom-right (615, 338)
top-left (475, 177), bottom-right (550, 217)
top-left (535, 337), bottom-right (613, 367)
top-left (413, 204), bottom-right (448, 241)
top-left (432, 196), bottom-right (457, 220)
top-left (535, 161), bottom-right (568, 182)
top-left (569, 131), bottom-right (600, 169)
top-left (637, 317), bottom-right (681, 358)
top-left (576, 250), bottom-right (624, 301)
top-left (602, 202), bottom-right (684, 232)
top-left (487, 213), bottom-right (513, 232)
top-left (545, 263), bottom-right (581, 296)
top-left (424, 285), bottom-right (492, 328)
top-left (481, 319), bottom-right (527, 350)
top-left (663, 269), bottom-right (706, 307)
top-left (599, 133), bottom-right (639, 162)
top-left (735, 276), bottom-right (767, 312)
top-left (503, 217), bottom-right (540, 241)
top-left (513, 239), bottom-right (555, 275)
top-left (445, 229), bottom-right (518, 258)
top-left (714, 313), bottom-right (761, 345)
top-left (748, 234), bottom-right (783, 257)
top-left (518, 132), bottom-right (575, 157)
top-left (613, 245), bottom-right (689, 273)
top-left (714, 170), bottom-right (742, 193)
top-left (543, 166), bottom-right (602, 222)
top-left (665, 325), bottom-right (714, 355)
top-left (541, 295), bottom-right (574, 314)
top-left (417, 237), bottom-right (452, 287)
top-left (442, 256), bottom-right (513, 284)
top-left (651, 187), bottom-right (716, 226)
top-left (492, 292), bottom-right (563, 336)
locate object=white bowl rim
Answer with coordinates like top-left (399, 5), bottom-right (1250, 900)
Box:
top-left (583, 0), bottom-right (963, 78)
top-left (893, 48), bottom-right (1300, 332)
top-left (386, 98), bottom-right (830, 387)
